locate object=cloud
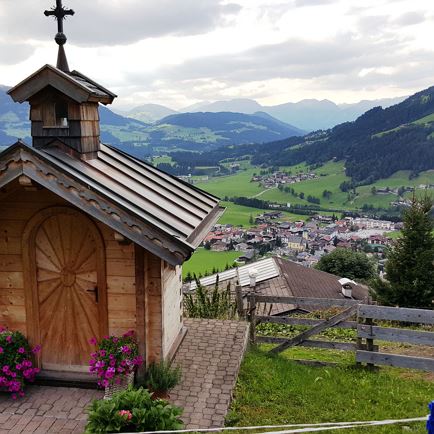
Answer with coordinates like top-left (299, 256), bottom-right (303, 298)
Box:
top-left (0, 0), bottom-right (242, 47)
top-left (393, 11), bottom-right (426, 26)
top-left (294, 0), bottom-right (336, 7)
top-left (144, 33), bottom-right (410, 84)
top-left (0, 42), bottom-right (35, 65)
top-left (117, 29), bottom-right (434, 107)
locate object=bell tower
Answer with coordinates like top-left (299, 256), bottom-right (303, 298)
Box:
top-left (7, 1), bottom-right (116, 158)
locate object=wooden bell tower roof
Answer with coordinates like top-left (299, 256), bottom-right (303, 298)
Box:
top-left (8, 64), bottom-right (116, 106)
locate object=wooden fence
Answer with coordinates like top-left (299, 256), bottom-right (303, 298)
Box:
top-left (247, 294), bottom-right (434, 372)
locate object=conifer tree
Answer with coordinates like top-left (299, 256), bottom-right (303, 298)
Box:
top-left (371, 195), bottom-right (434, 308)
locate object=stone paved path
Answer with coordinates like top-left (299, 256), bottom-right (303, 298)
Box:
top-left (0, 386), bottom-right (102, 433)
top-left (170, 319), bottom-right (249, 429)
top-left (0, 319), bottom-right (249, 433)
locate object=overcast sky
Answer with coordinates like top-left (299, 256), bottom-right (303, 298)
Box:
top-left (1, 0), bottom-right (433, 109)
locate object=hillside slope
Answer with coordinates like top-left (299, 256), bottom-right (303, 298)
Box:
top-left (156, 111), bottom-right (305, 148)
top-left (251, 86), bottom-right (434, 184)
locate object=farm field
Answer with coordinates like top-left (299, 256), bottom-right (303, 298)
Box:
top-left (228, 346), bottom-right (434, 433)
top-left (218, 201), bottom-right (310, 227)
top-left (195, 167), bottom-right (263, 198)
top-left (196, 159), bottom-right (434, 212)
top-left (182, 248), bottom-right (240, 279)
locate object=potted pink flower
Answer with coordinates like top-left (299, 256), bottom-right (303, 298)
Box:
top-left (0, 327), bottom-right (41, 399)
top-left (88, 330), bottom-right (143, 399)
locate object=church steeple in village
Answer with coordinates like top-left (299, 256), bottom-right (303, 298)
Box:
top-left (7, 1), bottom-right (116, 158)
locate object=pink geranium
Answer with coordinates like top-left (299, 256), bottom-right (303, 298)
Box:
top-left (88, 331), bottom-right (142, 389)
top-left (0, 329), bottom-right (40, 399)
top-left (119, 410), bottom-right (133, 421)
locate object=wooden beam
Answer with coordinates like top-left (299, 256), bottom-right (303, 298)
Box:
top-left (18, 175), bottom-right (33, 187)
top-left (358, 325), bottom-right (434, 346)
top-left (356, 351), bottom-right (434, 371)
top-left (270, 305), bottom-right (358, 354)
top-left (358, 304), bottom-right (434, 325)
top-left (256, 315), bottom-right (358, 329)
top-left (257, 336), bottom-right (357, 351)
top-left (254, 295), bottom-right (359, 308)
top-left (134, 245), bottom-right (146, 381)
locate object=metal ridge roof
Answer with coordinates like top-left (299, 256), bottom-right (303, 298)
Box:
top-left (0, 141), bottom-right (223, 256)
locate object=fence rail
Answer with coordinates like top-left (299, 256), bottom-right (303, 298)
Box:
top-left (247, 293), bottom-right (434, 372)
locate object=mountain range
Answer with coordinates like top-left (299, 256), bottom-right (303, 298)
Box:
top-left (0, 86), bottom-right (304, 156)
top-left (114, 96), bottom-right (407, 131)
top-left (179, 86), bottom-right (434, 185)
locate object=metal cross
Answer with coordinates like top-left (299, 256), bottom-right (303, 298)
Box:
top-left (44, 0), bottom-right (75, 40)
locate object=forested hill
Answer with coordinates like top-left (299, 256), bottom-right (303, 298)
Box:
top-left (156, 111), bottom-right (305, 145)
top-left (250, 86), bottom-right (434, 184)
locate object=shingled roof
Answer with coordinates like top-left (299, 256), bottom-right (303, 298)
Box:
top-left (0, 141), bottom-right (223, 265)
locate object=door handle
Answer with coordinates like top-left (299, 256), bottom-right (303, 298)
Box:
top-left (86, 287), bottom-right (99, 303)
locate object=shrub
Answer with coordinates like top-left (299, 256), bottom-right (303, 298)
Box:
top-left (85, 387), bottom-right (183, 433)
top-left (89, 331), bottom-right (143, 389)
top-left (141, 361), bottom-right (181, 393)
top-left (0, 328), bottom-right (40, 399)
top-left (184, 278), bottom-right (236, 319)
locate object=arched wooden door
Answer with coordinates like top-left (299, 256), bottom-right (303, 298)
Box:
top-left (24, 207), bottom-right (108, 373)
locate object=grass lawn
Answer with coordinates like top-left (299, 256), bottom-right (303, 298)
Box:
top-left (228, 346), bottom-right (434, 433)
top-left (196, 168), bottom-right (264, 198)
top-left (218, 201), bottom-right (265, 227)
top-left (182, 248), bottom-right (240, 278)
top-left (218, 201), bottom-right (310, 227)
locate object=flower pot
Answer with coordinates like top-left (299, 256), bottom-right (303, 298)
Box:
top-left (151, 390), bottom-right (171, 401)
top-left (104, 371), bottom-right (135, 399)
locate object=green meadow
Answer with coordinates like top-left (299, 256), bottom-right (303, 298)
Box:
top-left (229, 346), bottom-right (434, 433)
top-left (182, 248), bottom-right (240, 278)
top-left (195, 159), bottom-right (434, 212)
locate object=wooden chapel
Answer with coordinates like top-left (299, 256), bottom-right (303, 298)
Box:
top-left (0, 2), bottom-right (222, 382)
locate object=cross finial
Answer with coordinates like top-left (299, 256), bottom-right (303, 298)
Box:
top-left (44, 0), bottom-right (75, 72)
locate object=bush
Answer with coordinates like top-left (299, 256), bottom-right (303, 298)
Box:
top-left (0, 328), bottom-right (40, 399)
top-left (89, 331), bottom-right (143, 389)
top-left (315, 248), bottom-right (376, 282)
top-left (141, 361), bottom-right (181, 393)
top-left (184, 278), bottom-right (236, 319)
top-left (85, 387), bottom-right (183, 433)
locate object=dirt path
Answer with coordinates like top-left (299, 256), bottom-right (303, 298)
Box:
top-left (250, 186), bottom-right (277, 198)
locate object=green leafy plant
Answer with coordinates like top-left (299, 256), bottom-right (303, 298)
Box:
top-left (85, 387), bottom-right (183, 433)
top-left (141, 361), bottom-right (181, 393)
top-left (184, 277), bottom-right (236, 319)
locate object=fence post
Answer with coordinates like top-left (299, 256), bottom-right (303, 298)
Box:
top-left (365, 316), bottom-right (375, 369)
top-left (356, 305), bottom-right (363, 366)
top-left (235, 285), bottom-right (244, 319)
top-left (248, 293), bottom-right (257, 344)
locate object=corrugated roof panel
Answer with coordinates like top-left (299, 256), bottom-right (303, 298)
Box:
top-left (189, 257), bottom-right (280, 290)
top-left (238, 258), bottom-right (280, 287)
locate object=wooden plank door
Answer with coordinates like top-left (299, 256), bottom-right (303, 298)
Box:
top-left (33, 210), bottom-right (106, 372)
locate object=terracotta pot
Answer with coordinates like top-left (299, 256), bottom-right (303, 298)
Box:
top-left (151, 390), bottom-right (170, 401)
